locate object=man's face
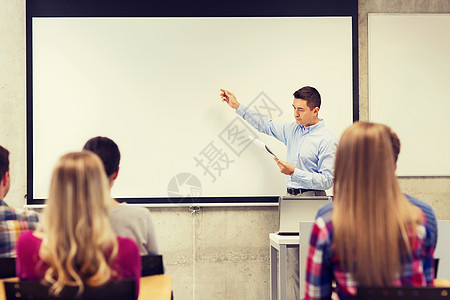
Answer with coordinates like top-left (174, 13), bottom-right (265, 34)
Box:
top-left (293, 98), bottom-right (318, 127)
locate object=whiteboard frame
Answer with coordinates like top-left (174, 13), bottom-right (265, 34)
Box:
top-left (26, 0), bottom-right (359, 205)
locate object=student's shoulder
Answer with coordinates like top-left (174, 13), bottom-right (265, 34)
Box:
top-left (0, 205), bottom-right (39, 223)
top-left (22, 210), bottom-right (39, 223)
top-left (404, 194), bottom-right (436, 220)
top-left (405, 193), bottom-right (431, 208)
top-left (17, 230), bottom-right (36, 241)
top-left (316, 202), bottom-right (333, 220)
top-left (16, 231), bottom-right (42, 253)
top-left (117, 236), bottom-right (140, 257)
top-left (111, 203), bottom-right (152, 216)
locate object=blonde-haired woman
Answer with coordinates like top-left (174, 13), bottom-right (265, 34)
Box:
top-left (304, 122), bottom-right (435, 300)
top-left (16, 151), bottom-right (141, 297)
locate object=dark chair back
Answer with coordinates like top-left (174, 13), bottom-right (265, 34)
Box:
top-left (0, 257), bottom-right (16, 279)
top-left (141, 254), bottom-right (164, 277)
top-left (3, 279), bottom-right (136, 300)
top-left (357, 286), bottom-right (450, 300)
top-left (435, 258), bottom-right (440, 278)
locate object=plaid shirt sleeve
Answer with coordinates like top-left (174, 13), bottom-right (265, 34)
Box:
top-left (402, 217), bottom-right (434, 286)
top-left (395, 218), bottom-right (435, 287)
top-left (0, 206), bottom-right (39, 258)
top-left (422, 235), bottom-right (436, 285)
top-left (305, 216), bottom-right (334, 300)
top-left (419, 215), bottom-right (437, 285)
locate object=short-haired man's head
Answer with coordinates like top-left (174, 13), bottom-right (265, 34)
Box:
top-left (386, 126), bottom-right (401, 164)
top-left (82, 137), bottom-right (120, 177)
top-left (293, 86), bottom-right (321, 110)
top-left (0, 146), bottom-right (10, 182)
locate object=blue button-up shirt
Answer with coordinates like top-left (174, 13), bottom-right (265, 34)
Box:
top-left (236, 104), bottom-right (337, 190)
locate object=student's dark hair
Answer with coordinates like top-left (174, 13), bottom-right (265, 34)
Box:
top-left (0, 146), bottom-right (10, 181)
top-left (387, 127), bottom-right (401, 164)
top-left (82, 137), bottom-right (120, 177)
top-left (293, 86), bottom-right (321, 110)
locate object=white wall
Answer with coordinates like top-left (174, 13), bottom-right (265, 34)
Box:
top-left (369, 13), bottom-right (450, 176)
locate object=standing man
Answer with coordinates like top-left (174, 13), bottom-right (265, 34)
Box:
top-left (220, 86), bottom-right (338, 299)
top-left (83, 137), bottom-right (159, 255)
top-left (0, 145), bottom-right (39, 257)
top-left (220, 86), bottom-right (337, 196)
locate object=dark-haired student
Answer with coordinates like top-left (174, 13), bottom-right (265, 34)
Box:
top-left (386, 125), bottom-right (437, 249)
top-left (83, 136), bottom-right (159, 255)
top-left (0, 145), bottom-right (39, 258)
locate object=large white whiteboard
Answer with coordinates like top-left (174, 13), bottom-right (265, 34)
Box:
top-left (32, 17), bottom-right (353, 199)
top-left (369, 14), bottom-right (450, 176)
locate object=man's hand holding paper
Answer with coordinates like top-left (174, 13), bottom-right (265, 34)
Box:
top-left (274, 158), bottom-right (295, 175)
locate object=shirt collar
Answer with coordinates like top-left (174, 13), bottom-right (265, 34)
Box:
top-left (300, 118), bottom-right (324, 133)
top-left (0, 199), bottom-right (8, 207)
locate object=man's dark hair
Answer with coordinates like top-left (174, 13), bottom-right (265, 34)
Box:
top-left (387, 127), bottom-right (401, 164)
top-left (83, 137), bottom-right (120, 177)
top-left (0, 145), bottom-right (10, 182)
top-left (293, 86), bottom-right (321, 110)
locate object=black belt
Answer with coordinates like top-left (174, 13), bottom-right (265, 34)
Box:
top-left (287, 188), bottom-right (323, 196)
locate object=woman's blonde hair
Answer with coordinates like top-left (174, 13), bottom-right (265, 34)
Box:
top-left (39, 151), bottom-right (118, 295)
top-left (332, 122), bottom-right (421, 286)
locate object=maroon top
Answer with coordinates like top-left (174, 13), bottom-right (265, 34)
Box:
top-left (16, 231), bottom-right (141, 298)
